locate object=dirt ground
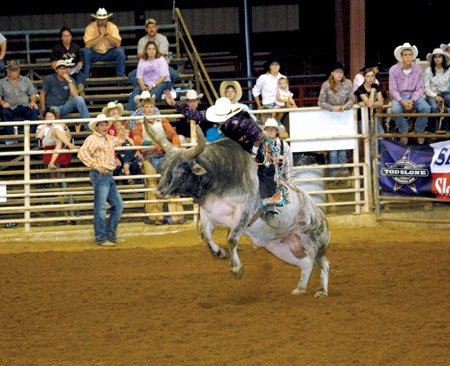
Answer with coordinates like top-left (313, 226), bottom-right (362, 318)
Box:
top-left (0, 224), bottom-right (449, 365)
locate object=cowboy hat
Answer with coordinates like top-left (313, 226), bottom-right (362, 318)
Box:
top-left (264, 118), bottom-right (280, 130)
top-left (205, 97), bottom-right (242, 123)
top-left (426, 48), bottom-right (450, 66)
top-left (55, 59), bottom-right (68, 68)
top-left (394, 43), bottom-right (419, 62)
top-left (180, 89), bottom-right (204, 102)
top-left (88, 114), bottom-right (112, 131)
top-left (133, 90), bottom-right (155, 105)
top-left (219, 81), bottom-right (243, 103)
top-left (91, 8), bottom-right (113, 19)
top-left (440, 43), bottom-right (450, 52)
top-left (102, 101), bottom-right (125, 116)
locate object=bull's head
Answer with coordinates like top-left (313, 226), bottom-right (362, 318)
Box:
top-left (142, 121), bottom-right (209, 201)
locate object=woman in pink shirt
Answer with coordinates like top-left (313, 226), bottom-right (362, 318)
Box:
top-left (126, 41), bottom-right (171, 111)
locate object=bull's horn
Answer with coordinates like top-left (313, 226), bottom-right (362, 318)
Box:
top-left (182, 125), bottom-right (206, 159)
top-left (142, 117), bottom-right (175, 152)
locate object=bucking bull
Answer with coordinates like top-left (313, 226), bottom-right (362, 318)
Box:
top-left (144, 124), bottom-right (330, 297)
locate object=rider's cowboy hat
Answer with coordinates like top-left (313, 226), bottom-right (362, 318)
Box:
top-left (219, 81), bottom-right (243, 103)
top-left (180, 89), bottom-right (204, 102)
top-left (426, 48), bottom-right (450, 66)
top-left (394, 43), bottom-right (418, 62)
top-left (206, 97), bottom-right (242, 123)
top-left (91, 8), bottom-right (113, 19)
top-left (88, 114), bottom-right (112, 131)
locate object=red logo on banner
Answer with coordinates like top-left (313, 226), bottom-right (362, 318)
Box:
top-left (431, 173), bottom-right (450, 200)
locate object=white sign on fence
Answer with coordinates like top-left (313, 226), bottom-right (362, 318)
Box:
top-left (289, 109), bottom-right (357, 152)
top-left (0, 185), bottom-right (6, 203)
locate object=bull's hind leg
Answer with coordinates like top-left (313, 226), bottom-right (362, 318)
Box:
top-left (201, 216), bottom-right (228, 259)
top-left (265, 240), bottom-right (314, 295)
top-left (314, 255), bottom-right (330, 298)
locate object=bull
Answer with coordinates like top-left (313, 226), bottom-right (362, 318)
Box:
top-left (144, 124), bottom-right (330, 297)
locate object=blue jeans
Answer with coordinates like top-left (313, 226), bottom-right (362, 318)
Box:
top-left (80, 47), bottom-right (126, 84)
top-left (0, 59), bottom-right (5, 72)
top-left (426, 93), bottom-right (450, 132)
top-left (0, 105), bottom-right (39, 133)
top-left (51, 96), bottom-right (91, 120)
top-left (90, 170), bottom-right (124, 243)
top-left (328, 150), bottom-right (348, 177)
top-left (391, 97), bottom-right (430, 133)
top-left (126, 81), bottom-right (172, 111)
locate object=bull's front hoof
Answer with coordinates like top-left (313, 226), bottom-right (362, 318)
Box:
top-left (231, 266), bottom-right (244, 279)
top-left (291, 288), bottom-right (306, 296)
top-left (314, 290), bottom-right (328, 298)
top-left (212, 247), bottom-right (229, 259)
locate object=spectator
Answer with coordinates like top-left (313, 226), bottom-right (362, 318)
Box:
top-left (170, 89), bottom-right (213, 142)
top-left (117, 125), bottom-right (140, 185)
top-left (355, 67), bottom-right (385, 133)
top-left (0, 60), bottom-right (39, 134)
top-left (133, 96), bottom-right (184, 225)
top-left (78, 114), bottom-right (123, 247)
top-left (257, 118), bottom-right (293, 194)
top-left (35, 108), bottom-right (75, 169)
top-left (39, 60), bottom-right (90, 127)
top-left (318, 61), bottom-right (355, 177)
top-left (275, 76), bottom-right (297, 108)
top-left (128, 18), bottom-right (179, 90)
top-left (0, 32), bottom-right (6, 73)
top-left (252, 57), bottom-right (285, 109)
top-left (424, 48), bottom-right (450, 133)
top-left (389, 42), bottom-right (431, 145)
top-left (220, 80), bottom-right (257, 121)
top-left (80, 8), bottom-right (126, 91)
top-left (352, 59), bottom-right (380, 92)
top-left (128, 90), bottom-right (162, 131)
top-left (102, 101), bottom-right (140, 180)
top-left (126, 40), bottom-right (171, 111)
top-left (50, 26), bottom-right (84, 96)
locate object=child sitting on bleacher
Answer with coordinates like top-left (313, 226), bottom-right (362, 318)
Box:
top-left (117, 125), bottom-right (140, 184)
top-left (35, 108), bottom-right (76, 169)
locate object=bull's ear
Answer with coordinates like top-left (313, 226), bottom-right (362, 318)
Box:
top-left (192, 162), bottom-right (207, 175)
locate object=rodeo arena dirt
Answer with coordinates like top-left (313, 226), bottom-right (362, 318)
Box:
top-left (1, 106), bottom-right (449, 365)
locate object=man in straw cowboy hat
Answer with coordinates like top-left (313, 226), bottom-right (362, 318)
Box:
top-left (389, 42), bottom-right (431, 144)
top-left (424, 48), bottom-right (450, 133)
top-left (80, 7), bottom-right (126, 91)
top-left (164, 90), bottom-right (287, 227)
top-left (78, 114), bottom-right (123, 247)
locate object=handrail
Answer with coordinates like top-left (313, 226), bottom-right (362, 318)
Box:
top-left (175, 7), bottom-right (218, 105)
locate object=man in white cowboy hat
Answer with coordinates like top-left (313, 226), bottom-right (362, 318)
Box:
top-left (424, 48), bottom-right (450, 133)
top-left (256, 118), bottom-right (293, 207)
top-left (128, 90), bottom-right (162, 130)
top-left (80, 7), bottom-right (126, 90)
top-left (220, 80), bottom-right (257, 121)
top-left (78, 114), bottom-right (123, 247)
top-left (389, 42), bottom-right (431, 144)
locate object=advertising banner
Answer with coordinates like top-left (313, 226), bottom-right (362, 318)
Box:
top-left (379, 139), bottom-right (450, 199)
